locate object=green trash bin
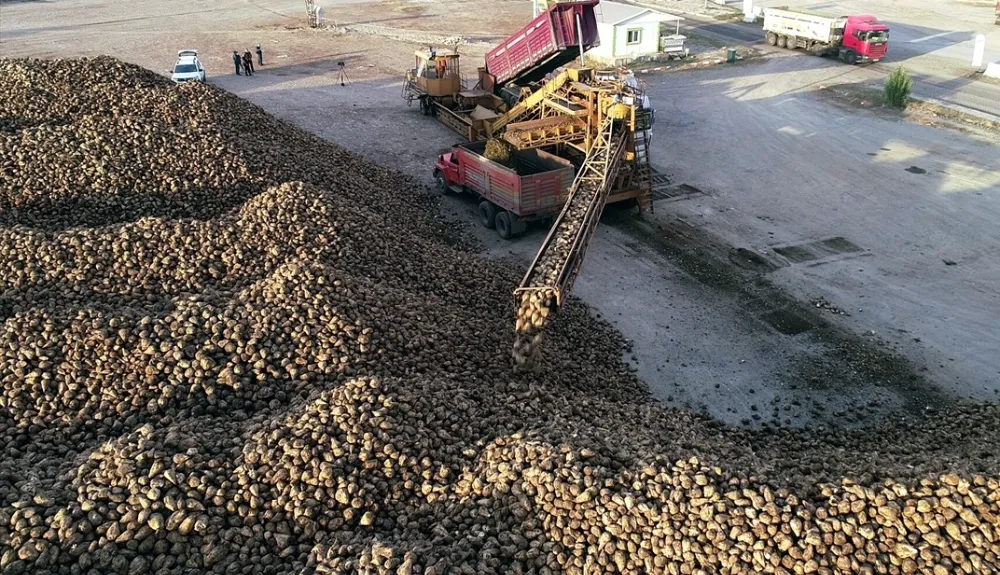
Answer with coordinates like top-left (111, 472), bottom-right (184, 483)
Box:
top-left (726, 48), bottom-right (737, 63)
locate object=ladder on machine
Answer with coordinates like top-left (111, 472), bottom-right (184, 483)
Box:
top-left (634, 126), bottom-right (653, 214)
top-left (631, 80), bottom-right (654, 214)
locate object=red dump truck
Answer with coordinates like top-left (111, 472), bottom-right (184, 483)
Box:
top-left (484, 0), bottom-right (600, 89)
top-left (763, 8), bottom-right (889, 64)
top-left (434, 142), bottom-right (574, 239)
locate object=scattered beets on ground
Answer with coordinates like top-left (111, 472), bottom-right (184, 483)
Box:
top-left (1, 57), bottom-right (999, 575)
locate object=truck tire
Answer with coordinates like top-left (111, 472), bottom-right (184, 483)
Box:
top-left (433, 170), bottom-right (448, 195)
top-left (479, 201), bottom-right (497, 229)
top-left (786, 36), bottom-right (797, 50)
top-left (495, 211), bottom-right (513, 240)
top-left (766, 32), bottom-right (778, 46)
top-left (778, 36), bottom-right (788, 49)
top-left (844, 50), bottom-right (857, 65)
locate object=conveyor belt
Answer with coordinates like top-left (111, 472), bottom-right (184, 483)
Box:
top-left (503, 115), bottom-right (588, 149)
top-left (512, 115), bottom-right (629, 366)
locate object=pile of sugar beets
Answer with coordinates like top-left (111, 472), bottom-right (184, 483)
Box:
top-left (1, 57), bottom-right (998, 575)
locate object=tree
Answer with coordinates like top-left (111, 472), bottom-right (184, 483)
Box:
top-left (883, 67), bottom-right (913, 109)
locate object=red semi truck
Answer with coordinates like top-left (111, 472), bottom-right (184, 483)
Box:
top-left (434, 142), bottom-right (575, 239)
top-left (763, 8), bottom-right (889, 64)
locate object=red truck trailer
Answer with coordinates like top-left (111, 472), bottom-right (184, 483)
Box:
top-left (484, 0), bottom-right (600, 89)
top-left (763, 8), bottom-right (889, 64)
top-left (434, 142), bottom-right (574, 239)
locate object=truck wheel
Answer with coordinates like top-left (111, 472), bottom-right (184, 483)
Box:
top-left (433, 170), bottom-right (448, 195)
top-left (786, 36), bottom-right (797, 50)
top-left (479, 201), bottom-right (497, 229)
top-left (778, 36), bottom-right (788, 49)
top-left (844, 50), bottom-right (857, 65)
top-left (495, 211), bottom-right (513, 240)
top-left (766, 32), bottom-right (778, 46)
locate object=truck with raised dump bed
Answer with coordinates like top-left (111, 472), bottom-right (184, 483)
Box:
top-left (403, 1), bottom-right (602, 140)
top-left (483, 0), bottom-right (600, 90)
top-left (434, 141), bottom-right (575, 239)
top-left (763, 8), bottom-right (889, 64)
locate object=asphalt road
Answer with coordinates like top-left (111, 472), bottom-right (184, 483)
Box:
top-left (684, 15), bottom-right (1000, 117)
top-left (646, 53), bottom-right (1000, 402)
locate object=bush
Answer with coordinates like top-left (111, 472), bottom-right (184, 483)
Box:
top-left (884, 67), bottom-right (913, 108)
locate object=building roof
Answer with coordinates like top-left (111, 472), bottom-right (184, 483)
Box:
top-left (596, 1), bottom-right (682, 25)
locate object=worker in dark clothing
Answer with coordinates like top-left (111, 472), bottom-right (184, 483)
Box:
top-left (243, 50), bottom-right (254, 74)
top-left (232, 51), bottom-right (242, 75)
top-left (255, 44), bottom-right (263, 66)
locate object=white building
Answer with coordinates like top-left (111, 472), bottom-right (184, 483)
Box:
top-left (588, 1), bottom-right (682, 66)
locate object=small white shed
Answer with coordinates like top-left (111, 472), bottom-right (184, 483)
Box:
top-left (588, 1), bottom-right (682, 66)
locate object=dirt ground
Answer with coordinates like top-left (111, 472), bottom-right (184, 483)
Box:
top-left (2, 0), bottom-right (998, 428)
top-left (816, 82), bottom-right (1000, 138)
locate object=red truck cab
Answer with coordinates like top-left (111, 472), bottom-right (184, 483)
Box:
top-left (434, 152), bottom-right (460, 193)
top-left (842, 15), bottom-right (889, 62)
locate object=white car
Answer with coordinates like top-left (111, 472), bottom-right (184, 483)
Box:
top-left (171, 50), bottom-right (206, 83)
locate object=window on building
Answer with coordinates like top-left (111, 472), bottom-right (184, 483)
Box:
top-left (627, 29), bottom-right (642, 45)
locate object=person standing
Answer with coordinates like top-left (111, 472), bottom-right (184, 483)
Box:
top-left (242, 51), bottom-right (254, 76)
top-left (232, 51), bottom-right (242, 75)
top-left (255, 44), bottom-right (263, 66)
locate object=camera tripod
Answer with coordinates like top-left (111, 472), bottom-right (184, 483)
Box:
top-left (337, 61), bottom-right (351, 86)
